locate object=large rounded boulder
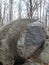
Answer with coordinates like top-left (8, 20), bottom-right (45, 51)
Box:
top-left (17, 21), bottom-right (46, 59)
top-left (0, 20), bottom-right (47, 65)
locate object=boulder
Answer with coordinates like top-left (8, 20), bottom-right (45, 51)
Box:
top-left (0, 19), bottom-right (35, 65)
top-left (17, 21), bottom-right (46, 59)
top-left (0, 20), bottom-right (46, 65)
top-left (37, 39), bottom-right (49, 63)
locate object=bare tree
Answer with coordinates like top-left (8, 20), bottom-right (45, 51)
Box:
top-left (46, 11), bottom-right (47, 28)
top-left (29, 0), bottom-right (32, 19)
top-left (3, 3), bottom-right (6, 25)
top-left (9, 0), bottom-right (13, 21)
top-left (26, 0), bottom-right (29, 18)
top-left (18, 0), bottom-right (21, 19)
top-left (21, 0), bottom-right (39, 19)
top-left (22, 0), bottom-right (32, 19)
top-left (39, 0), bottom-right (42, 21)
top-left (43, 0), bottom-right (45, 17)
top-left (22, 0), bottom-right (30, 18)
top-left (0, 0), bottom-right (2, 26)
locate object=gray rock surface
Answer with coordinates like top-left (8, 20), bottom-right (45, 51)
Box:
top-left (17, 21), bottom-right (46, 59)
top-left (23, 61), bottom-right (40, 65)
top-left (0, 19), bottom-right (36, 65)
top-left (37, 39), bottom-right (49, 63)
top-left (0, 19), bottom-right (46, 65)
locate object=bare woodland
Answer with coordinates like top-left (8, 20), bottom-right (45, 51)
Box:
top-left (0, 0), bottom-right (48, 26)
top-left (0, 0), bottom-right (49, 65)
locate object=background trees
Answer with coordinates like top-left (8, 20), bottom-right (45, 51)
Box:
top-left (0, 0), bottom-right (2, 26)
top-left (9, 0), bottom-right (13, 21)
top-left (0, 0), bottom-right (48, 26)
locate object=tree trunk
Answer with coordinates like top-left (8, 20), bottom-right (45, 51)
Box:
top-left (9, 0), bottom-right (13, 21)
top-left (29, 0), bottom-right (32, 19)
top-left (0, 0), bottom-right (2, 26)
top-left (18, 0), bottom-right (21, 19)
